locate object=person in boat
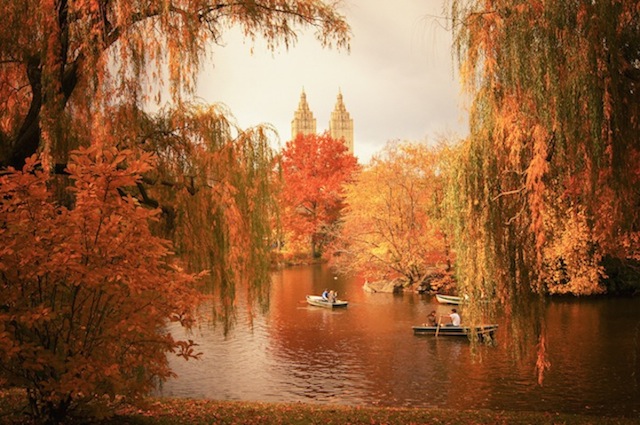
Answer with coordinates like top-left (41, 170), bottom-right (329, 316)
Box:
top-left (425, 310), bottom-right (437, 326)
top-left (321, 289), bottom-right (329, 301)
top-left (447, 308), bottom-right (461, 326)
top-left (328, 290), bottom-right (337, 303)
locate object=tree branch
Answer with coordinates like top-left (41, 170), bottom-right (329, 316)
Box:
top-left (491, 186), bottom-right (526, 201)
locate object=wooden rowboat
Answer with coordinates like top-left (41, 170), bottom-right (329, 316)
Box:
top-left (412, 324), bottom-right (498, 339)
top-left (435, 294), bottom-right (462, 305)
top-left (306, 295), bottom-right (348, 308)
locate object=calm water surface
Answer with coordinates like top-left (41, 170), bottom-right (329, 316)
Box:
top-left (158, 264), bottom-right (640, 417)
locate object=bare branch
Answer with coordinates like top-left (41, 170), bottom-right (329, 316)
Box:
top-left (491, 186), bottom-right (526, 202)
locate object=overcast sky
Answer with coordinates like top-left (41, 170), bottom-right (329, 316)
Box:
top-left (195, 0), bottom-right (468, 163)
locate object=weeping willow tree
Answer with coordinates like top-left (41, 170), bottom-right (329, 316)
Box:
top-left (447, 0), bottom-right (640, 372)
top-left (0, 0), bottom-right (350, 322)
top-left (102, 103), bottom-right (278, 327)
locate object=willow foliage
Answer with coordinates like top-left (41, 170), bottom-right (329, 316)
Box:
top-left (105, 103), bottom-right (278, 323)
top-left (447, 0), bottom-right (640, 373)
top-left (1, 0), bottom-right (350, 169)
top-left (450, 0), bottom-right (640, 301)
top-left (0, 0), bottom-right (350, 320)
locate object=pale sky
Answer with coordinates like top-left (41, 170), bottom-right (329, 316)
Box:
top-left (195, 0), bottom-right (468, 163)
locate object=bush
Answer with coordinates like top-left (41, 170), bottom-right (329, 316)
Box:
top-left (0, 147), bottom-right (203, 423)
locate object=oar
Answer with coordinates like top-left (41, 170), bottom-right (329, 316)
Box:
top-left (435, 316), bottom-right (442, 337)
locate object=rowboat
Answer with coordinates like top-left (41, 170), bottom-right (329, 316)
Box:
top-left (435, 294), bottom-right (462, 305)
top-left (412, 324), bottom-right (498, 339)
top-left (306, 295), bottom-right (348, 308)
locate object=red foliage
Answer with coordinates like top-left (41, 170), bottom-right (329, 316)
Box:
top-left (279, 132), bottom-right (359, 256)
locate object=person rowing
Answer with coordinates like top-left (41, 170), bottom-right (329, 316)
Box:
top-left (446, 308), bottom-right (461, 326)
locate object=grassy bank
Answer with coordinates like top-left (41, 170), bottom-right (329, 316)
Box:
top-left (2, 393), bottom-right (638, 425)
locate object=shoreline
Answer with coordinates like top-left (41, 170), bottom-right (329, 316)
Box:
top-left (88, 398), bottom-right (640, 425)
top-left (2, 393), bottom-right (638, 424)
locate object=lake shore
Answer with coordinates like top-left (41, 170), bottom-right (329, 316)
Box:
top-left (2, 393), bottom-right (638, 425)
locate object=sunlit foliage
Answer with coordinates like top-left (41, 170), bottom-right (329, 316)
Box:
top-left (0, 148), bottom-right (203, 422)
top-left (332, 142), bottom-right (452, 288)
top-left (279, 132), bottom-right (359, 258)
top-left (0, 0), bottom-right (350, 308)
top-left (0, 1), bottom-right (350, 421)
top-left (449, 0), bottom-right (640, 300)
top-left (448, 0), bottom-right (640, 378)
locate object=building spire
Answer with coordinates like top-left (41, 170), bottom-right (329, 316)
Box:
top-left (291, 88), bottom-right (317, 138)
top-left (329, 90), bottom-right (354, 154)
top-left (290, 89), bottom-right (354, 155)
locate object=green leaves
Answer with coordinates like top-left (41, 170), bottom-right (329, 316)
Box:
top-left (450, 0), bottom-right (640, 296)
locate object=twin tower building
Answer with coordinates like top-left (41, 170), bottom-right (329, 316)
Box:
top-left (290, 89), bottom-right (354, 155)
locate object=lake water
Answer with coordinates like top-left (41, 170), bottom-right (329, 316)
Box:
top-left (158, 264), bottom-right (640, 417)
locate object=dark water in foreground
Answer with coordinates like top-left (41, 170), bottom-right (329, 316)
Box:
top-left (158, 264), bottom-right (640, 417)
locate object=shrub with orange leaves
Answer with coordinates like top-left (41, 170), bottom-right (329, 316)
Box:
top-left (0, 147), bottom-right (203, 423)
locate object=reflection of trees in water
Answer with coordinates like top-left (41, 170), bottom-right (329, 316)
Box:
top-left (448, 0), bottom-right (640, 386)
top-left (161, 265), bottom-right (640, 415)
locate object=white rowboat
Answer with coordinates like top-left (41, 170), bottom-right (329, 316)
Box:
top-left (306, 295), bottom-right (348, 308)
top-left (435, 294), bottom-right (462, 305)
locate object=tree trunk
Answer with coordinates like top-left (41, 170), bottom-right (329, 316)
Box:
top-left (8, 58), bottom-right (42, 169)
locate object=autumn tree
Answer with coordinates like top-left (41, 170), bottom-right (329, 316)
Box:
top-left (331, 142), bottom-right (452, 289)
top-left (279, 132), bottom-right (359, 258)
top-left (449, 0), bottom-right (640, 302)
top-left (0, 0), bottom-right (350, 421)
top-left (105, 103), bottom-right (281, 323)
top-left (1, 0), bottom-right (350, 169)
top-left (0, 0), bottom-right (350, 308)
top-left (447, 0), bottom-right (640, 378)
top-left (0, 147), bottom-right (203, 422)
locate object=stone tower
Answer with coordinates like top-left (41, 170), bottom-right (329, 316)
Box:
top-left (329, 91), bottom-right (354, 154)
top-left (291, 89), bottom-right (317, 137)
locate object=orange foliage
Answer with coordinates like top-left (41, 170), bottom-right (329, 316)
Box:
top-left (1, 0), bottom-right (350, 169)
top-left (333, 142), bottom-right (452, 287)
top-left (451, 0), bottom-right (640, 296)
top-left (0, 147), bottom-right (203, 422)
top-left (541, 204), bottom-right (606, 295)
top-left (279, 132), bottom-right (359, 257)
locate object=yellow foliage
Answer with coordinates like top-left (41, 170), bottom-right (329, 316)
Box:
top-left (332, 142), bottom-right (452, 287)
top-left (541, 205), bottom-right (606, 295)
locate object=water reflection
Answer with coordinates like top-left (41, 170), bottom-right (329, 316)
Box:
top-left (159, 264), bottom-right (640, 417)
